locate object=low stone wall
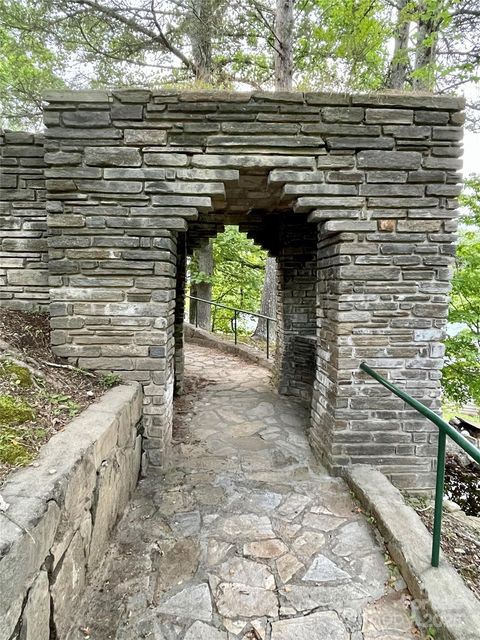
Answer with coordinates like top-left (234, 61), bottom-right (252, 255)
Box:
top-left (184, 322), bottom-right (274, 370)
top-left (347, 465), bottom-right (480, 640)
top-left (0, 383), bottom-right (143, 640)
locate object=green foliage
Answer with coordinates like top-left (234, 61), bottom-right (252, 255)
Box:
top-left (0, 0), bottom-right (68, 129)
top-left (459, 176), bottom-right (480, 225)
top-left (189, 227), bottom-right (267, 334)
top-left (2, 0), bottom-right (479, 127)
top-left (443, 333), bottom-right (480, 404)
top-left (0, 361), bottom-right (32, 387)
top-left (0, 394), bottom-right (35, 425)
top-left (297, 0), bottom-right (390, 91)
top-left (46, 392), bottom-right (81, 418)
top-left (101, 372), bottom-right (122, 388)
top-left (442, 176), bottom-right (480, 405)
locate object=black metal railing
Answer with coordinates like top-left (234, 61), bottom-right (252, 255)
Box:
top-left (186, 295), bottom-right (276, 359)
top-left (360, 362), bottom-right (480, 567)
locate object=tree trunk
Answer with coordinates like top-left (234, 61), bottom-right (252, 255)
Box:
top-left (254, 0), bottom-right (294, 339)
top-left (188, 1), bottom-right (214, 329)
top-left (274, 0), bottom-right (294, 90)
top-left (189, 240), bottom-right (214, 330)
top-left (388, 0), bottom-right (410, 89)
top-left (189, 0), bottom-right (213, 83)
top-left (413, 4), bottom-right (439, 90)
top-left (254, 256), bottom-right (277, 339)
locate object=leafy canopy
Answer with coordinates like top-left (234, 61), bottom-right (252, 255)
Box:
top-left (189, 227), bottom-right (267, 334)
top-left (442, 176), bottom-right (480, 406)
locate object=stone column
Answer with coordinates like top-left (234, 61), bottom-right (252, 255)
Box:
top-left (174, 232), bottom-right (186, 396)
top-left (275, 217), bottom-right (317, 402)
top-left (310, 194), bottom-right (458, 492)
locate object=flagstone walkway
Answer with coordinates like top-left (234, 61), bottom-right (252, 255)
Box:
top-left (70, 344), bottom-right (420, 640)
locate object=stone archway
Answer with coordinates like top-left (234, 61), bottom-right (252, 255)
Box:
top-left (1, 89), bottom-right (464, 491)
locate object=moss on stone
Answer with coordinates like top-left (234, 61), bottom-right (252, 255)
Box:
top-left (0, 361), bottom-right (33, 387)
top-left (0, 394), bottom-right (35, 425)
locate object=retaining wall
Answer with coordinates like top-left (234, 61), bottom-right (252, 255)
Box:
top-left (0, 383), bottom-right (143, 640)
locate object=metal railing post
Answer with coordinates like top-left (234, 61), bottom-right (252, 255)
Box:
top-left (432, 430), bottom-right (447, 567)
top-left (359, 361), bottom-right (480, 568)
top-left (266, 318), bottom-right (270, 359)
top-left (186, 295), bottom-right (275, 357)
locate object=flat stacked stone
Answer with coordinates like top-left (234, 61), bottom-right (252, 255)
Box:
top-left (0, 130), bottom-right (50, 309)
top-left (0, 89), bottom-right (464, 489)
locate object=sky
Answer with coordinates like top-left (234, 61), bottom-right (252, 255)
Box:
top-left (463, 131), bottom-right (480, 177)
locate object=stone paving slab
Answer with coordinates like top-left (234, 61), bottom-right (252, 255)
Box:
top-left (68, 345), bottom-right (420, 640)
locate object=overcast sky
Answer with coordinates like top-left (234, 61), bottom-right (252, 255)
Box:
top-left (463, 131), bottom-right (480, 177)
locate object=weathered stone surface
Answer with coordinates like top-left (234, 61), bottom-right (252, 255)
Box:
top-left (214, 514), bottom-right (275, 540)
top-left (215, 582), bottom-right (278, 618)
top-left (243, 539), bottom-right (287, 559)
top-left (357, 150), bottom-right (421, 169)
top-left (322, 107), bottom-right (364, 123)
top-left (282, 582), bottom-right (368, 612)
top-left (276, 553), bottom-right (304, 583)
top-left (19, 570), bottom-right (50, 640)
top-left (63, 110), bottom-right (111, 127)
top-left (144, 153), bottom-right (189, 166)
top-left (156, 583), bottom-right (212, 622)
top-left (365, 108), bottom-right (413, 124)
top-left (302, 554), bottom-right (350, 582)
top-left (51, 531), bottom-right (87, 637)
top-left (271, 611), bottom-right (349, 640)
top-left (84, 146), bottom-right (141, 167)
top-left (184, 621), bottom-right (227, 640)
top-left (0, 501), bottom-right (60, 640)
top-left (292, 531), bottom-right (326, 560)
top-left (154, 538), bottom-right (200, 596)
top-left (124, 128), bottom-right (167, 144)
top-left (326, 136), bottom-right (394, 149)
top-left (216, 556), bottom-right (275, 590)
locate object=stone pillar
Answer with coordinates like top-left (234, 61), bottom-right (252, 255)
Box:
top-left (275, 218), bottom-right (317, 402)
top-left (174, 232), bottom-right (186, 396)
top-left (310, 193), bottom-right (458, 491)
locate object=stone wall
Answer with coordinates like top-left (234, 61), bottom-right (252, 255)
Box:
top-left (276, 217), bottom-right (317, 402)
top-left (0, 383), bottom-right (143, 640)
top-left (0, 130), bottom-right (49, 309)
top-left (0, 88), bottom-right (464, 490)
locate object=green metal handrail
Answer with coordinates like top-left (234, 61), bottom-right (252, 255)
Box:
top-left (360, 362), bottom-right (480, 567)
top-left (187, 295), bottom-right (276, 359)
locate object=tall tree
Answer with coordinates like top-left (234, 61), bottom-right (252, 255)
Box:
top-left (254, 0), bottom-right (294, 339)
top-left (189, 238), bottom-right (215, 329)
top-left (412, 1), bottom-right (443, 90)
top-left (274, 0), bottom-right (294, 90)
top-left (187, 0), bottom-right (216, 330)
top-left (388, 0), bottom-right (411, 88)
